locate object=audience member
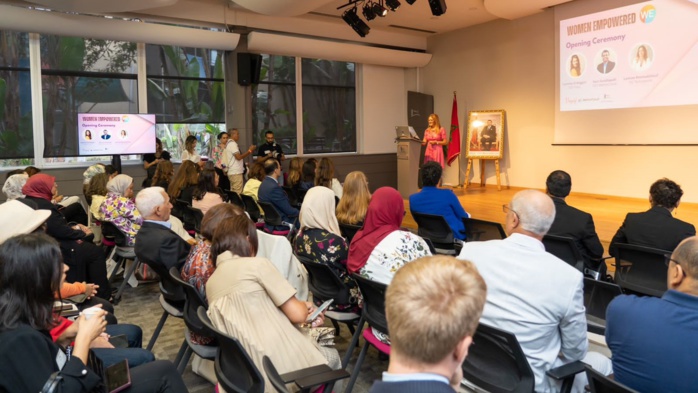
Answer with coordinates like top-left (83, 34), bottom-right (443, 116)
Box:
top-left (368, 256), bottom-right (486, 393)
top-left (207, 215), bottom-right (339, 391)
top-left (100, 174), bottom-right (142, 246)
top-left (192, 168), bottom-right (224, 215)
top-left (336, 171), bottom-right (371, 226)
top-left (299, 158), bottom-right (317, 191)
top-left (181, 135), bottom-right (201, 165)
top-left (223, 128), bottom-right (255, 194)
top-left (286, 157), bottom-right (302, 189)
top-left (81, 163), bottom-right (105, 197)
top-left (86, 173), bottom-right (109, 221)
top-left (610, 178), bottom-right (695, 255)
top-left (142, 137), bottom-right (167, 187)
top-left (242, 162), bottom-right (265, 211)
top-left (347, 187), bottom-right (431, 285)
top-left (0, 233), bottom-right (187, 393)
top-left (22, 174), bottom-right (111, 299)
top-left (606, 236), bottom-right (698, 393)
top-left (150, 159), bottom-right (174, 191)
top-left (211, 131), bottom-right (230, 191)
top-left (294, 186), bottom-right (358, 309)
top-left (168, 160), bottom-right (199, 204)
top-left (545, 170), bottom-right (605, 275)
top-left (24, 165), bottom-right (40, 177)
top-left (409, 161), bottom-right (469, 240)
top-left (457, 190), bottom-right (611, 392)
top-left (315, 157), bottom-right (343, 198)
top-left (2, 172), bottom-right (28, 200)
top-left (258, 158), bottom-right (299, 230)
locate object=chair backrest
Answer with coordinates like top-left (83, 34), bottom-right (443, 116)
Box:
top-left (613, 243), bottom-right (668, 297)
top-left (411, 211), bottom-right (455, 245)
top-left (461, 323), bottom-right (535, 393)
top-left (352, 274), bottom-right (388, 335)
top-left (262, 356), bottom-right (290, 393)
top-left (281, 186), bottom-right (299, 207)
top-left (295, 189), bottom-right (307, 205)
top-left (258, 201), bottom-right (283, 227)
top-left (174, 199), bottom-right (196, 231)
top-left (583, 277), bottom-right (623, 326)
top-left (296, 253), bottom-right (351, 305)
top-left (338, 222), bottom-right (362, 245)
top-left (168, 267), bottom-right (213, 338)
top-left (586, 366), bottom-right (639, 393)
top-left (226, 191), bottom-right (245, 209)
top-left (463, 217), bottom-right (507, 241)
top-left (240, 194), bottom-right (262, 222)
top-left (185, 205), bottom-right (204, 233)
top-left (197, 306), bottom-right (265, 393)
top-left (134, 252), bottom-right (184, 304)
top-left (99, 220), bottom-right (128, 247)
top-left (542, 234), bottom-right (584, 272)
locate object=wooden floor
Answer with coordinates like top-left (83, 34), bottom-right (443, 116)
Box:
top-left (402, 184), bottom-right (698, 258)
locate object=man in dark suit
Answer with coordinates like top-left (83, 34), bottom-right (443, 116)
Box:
top-left (480, 120), bottom-right (496, 151)
top-left (610, 178), bottom-right (695, 256)
top-left (258, 158), bottom-right (299, 229)
top-left (597, 49), bottom-right (616, 74)
top-left (545, 170), bottom-right (605, 274)
top-left (101, 130), bottom-right (111, 140)
top-left (134, 187), bottom-right (190, 281)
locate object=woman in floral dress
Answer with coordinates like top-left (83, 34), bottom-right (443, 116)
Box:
top-left (100, 174), bottom-right (142, 246)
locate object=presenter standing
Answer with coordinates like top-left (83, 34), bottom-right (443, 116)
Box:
top-left (422, 113), bottom-right (447, 168)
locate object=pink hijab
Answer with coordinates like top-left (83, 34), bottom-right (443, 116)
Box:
top-left (22, 173), bottom-right (55, 201)
top-left (347, 187), bottom-right (404, 274)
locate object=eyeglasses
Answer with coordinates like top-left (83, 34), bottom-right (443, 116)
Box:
top-left (502, 204), bottom-right (519, 219)
top-left (664, 254), bottom-right (687, 277)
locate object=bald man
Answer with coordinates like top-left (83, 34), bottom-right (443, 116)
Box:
top-left (606, 236), bottom-right (698, 393)
top-left (457, 190), bottom-right (611, 393)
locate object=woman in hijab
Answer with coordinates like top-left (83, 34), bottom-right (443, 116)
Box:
top-left (100, 174), bottom-right (142, 246)
top-left (2, 173), bottom-right (28, 200)
top-left (22, 174), bottom-right (112, 299)
top-left (347, 187), bottom-right (431, 285)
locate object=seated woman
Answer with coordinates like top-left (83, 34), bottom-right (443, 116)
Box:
top-left (168, 160), bottom-right (199, 204)
top-left (82, 163), bottom-right (105, 200)
top-left (22, 174), bottom-right (112, 299)
top-left (299, 158), bottom-right (317, 191)
top-left (192, 168), bottom-right (225, 215)
top-left (285, 157), bottom-right (302, 189)
top-left (2, 172), bottom-right (28, 201)
top-left (100, 175), bottom-right (143, 246)
top-left (242, 162), bottom-right (265, 210)
top-left (207, 215), bottom-right (340, 391)
top-left (336, 171), bottom-right (371, 227)
top-left (347, 187), bottom-right (431, 285)
top-left (151, 159), bottom-right (174, 191)
top-left (314, 157), bottom-right (343, 199)
top-left (0, 233), bottom-right (188, 393)
top-left (294, 187), bottom-right (358, 310)
top-left (181, 135), bottom-right (202, 165)
top-left (86, 173), bottom-right (109, 222)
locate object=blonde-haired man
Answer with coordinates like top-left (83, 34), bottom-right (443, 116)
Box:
top-left (368, 255), bottom-right (486, 393)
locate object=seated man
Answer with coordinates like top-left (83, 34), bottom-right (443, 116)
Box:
top-left (134, 187), bottom-right (191, 278)
top-left (457, 190), bottom-right (611, 393)
top-left (410, 161), bottom-right (469, 241)
top-left (368, 255), bottom-right (486, 393)
top-left (545, 170), bottom-right (605, 274)
top-left (258, 158), bottom-right (299, 229)
top-left (606, 236), bottom-right (698, 393)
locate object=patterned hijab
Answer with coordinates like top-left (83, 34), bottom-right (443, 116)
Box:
top-left (22, 173), bottom-right (55, 201)
top-left (299, 186), bottom-right (341, 237)
top-left (106, 174), bottom-right (133, 196)
top-left (2, 173), bottom-right (28, 200)
top-left (347, 187), bottom-right (404, 274)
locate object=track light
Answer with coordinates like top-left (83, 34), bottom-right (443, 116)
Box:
top-left (342, 7), bottom-right (370, 37)
top-left (372, 2), bottom-right (387, 17)
top-left (386, 0), bottom-right (401, 11)
top-left (428, 0), bottom-right (447, 16)
top-left (362, 2), bottom-right (377, 21)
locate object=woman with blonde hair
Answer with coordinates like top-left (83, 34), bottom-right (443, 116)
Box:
top-left (422, 113), bottom-right (447, 168)
top-left (286, 157), bottom-right (302, 189)
top-left (314, 157), bottom-right (343, 198)
top-left (181, 135), bottom-right (201, 164)
top-left (336, 171), bottom-right (371, 226)
top-left (151, 159), bottom-right (174, 190)
top-left (168, 160), bottom-right (199, 203)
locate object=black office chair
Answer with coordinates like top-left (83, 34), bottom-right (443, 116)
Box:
top-left (411, 211), bottom-right (461, 255)
top-left (344, 275), bottom-right (390, 393)
top-left (543, 234), bottom-right (585, 272)
top-left (168, 267), bottom-right (217, 373)
top-left (174, 199), bottom-right (196, 234)
top-left (463, 217), bottom-right (507, 241)
top-left (258, 200), bottom-right (296, 239)
top-left (586, 366), bottom-right (639, 393)
top-left (225, 190), bottom-right (245, 209)
top-left (281, 186), bottom-right (300, 207)
top-left (184, 205), bottom-right (204, 234)
top-left (99, 221), bottom-right (141, 304)
top-left (240, 193), bottom-right (264, 226)
top-left (612, 243), bottom-right (668, 297)
top-left (583, 277), bottom-right (623, 335)
top-left (338, 222), bottom-right (362, 245)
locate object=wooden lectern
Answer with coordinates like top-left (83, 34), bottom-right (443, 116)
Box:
top-left (396, 136), bottom-right (421, 199)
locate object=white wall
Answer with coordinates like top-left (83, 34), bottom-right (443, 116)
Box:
top-left (421, 2), bottom-right (698, 202)
top-left (360, 64), bottom-right (408, 154)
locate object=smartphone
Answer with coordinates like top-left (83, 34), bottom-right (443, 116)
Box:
top-left (108, 334), bottom-right (129, 349)
top-left (306, 299), bottom-right (334, 323)
top-left (105, 359), bottom-right (131, 393)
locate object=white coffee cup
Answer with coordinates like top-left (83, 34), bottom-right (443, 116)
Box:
top-left (82, 307), bottom-right (101, 320)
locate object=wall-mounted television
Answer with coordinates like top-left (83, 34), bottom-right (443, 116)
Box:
top-left (77, 113), bottom-right (156, 156)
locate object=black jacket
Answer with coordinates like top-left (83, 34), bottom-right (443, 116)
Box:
top-left (610, 206), bottom-right (696, 256)
top-left (548, 197), bottom-right (604, 269)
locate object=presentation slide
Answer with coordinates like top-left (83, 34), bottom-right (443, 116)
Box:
top-left (560, 0), bottom-right (698, 112)
top-left (78, 114), bottom-right (156, 156)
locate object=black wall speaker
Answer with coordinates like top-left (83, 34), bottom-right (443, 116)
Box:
top-left (428, 0), bottom-right (447, 16)
top-left (237, 53), bottom-right (263, 86)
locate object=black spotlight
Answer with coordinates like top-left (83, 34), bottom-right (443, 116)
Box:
top-left (362, 2), bottom-right (377, 21)
top-left (386, 0), bottom-right (401, 11)
top-left (428, 0), bottom-right (447, 15)
top-left (342, 7), bottom-right (370, 37)
top-left (372, 2), bottom-right (388, 17)
top-left (406, 0), bottom-right (417, 4)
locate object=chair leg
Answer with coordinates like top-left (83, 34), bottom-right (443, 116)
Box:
top-left (112, 258), bottom-right (140, 304)
top-left (342, 315), bottom-right (365, 368)
top-left (146, 310), bottom-right (169, 351)
top-left (345, 321), bottom-right (355, 335)
top-left (330, 319), bottom-right (341, 336)
top-left (175, 341), bottom-right (192, 374)
top-left (344, 341), bottom-right (369, 393)
top-left (108, 255), bottom-right (124, 282)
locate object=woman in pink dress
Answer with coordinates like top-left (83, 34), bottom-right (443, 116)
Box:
top-left (422, 113), bottom-right (448, 168)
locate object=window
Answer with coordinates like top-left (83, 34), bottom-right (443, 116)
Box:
top-left (146, 44), bottom-right (225, 160)
top-left (0, 31), bottom-right (33, 166)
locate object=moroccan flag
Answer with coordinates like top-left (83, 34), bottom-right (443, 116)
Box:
top-left (446, 93), bottom-right (461, 166)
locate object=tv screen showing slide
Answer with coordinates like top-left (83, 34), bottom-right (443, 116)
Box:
top-left (78, 114), bottom-right (156, 156)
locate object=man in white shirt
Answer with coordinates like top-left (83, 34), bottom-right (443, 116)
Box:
top-left (223, 128), bottom-right (255, 193)
top-left (457, 190), bottom-right (611, 393)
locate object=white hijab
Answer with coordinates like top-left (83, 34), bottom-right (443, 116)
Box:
top-left (299, 186), bottom-right (341, 237)
top-left (106, 174), bottom-right (133, 196)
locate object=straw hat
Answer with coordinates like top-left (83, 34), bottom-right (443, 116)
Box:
top-left (0, 200), bottom-right (51, 244)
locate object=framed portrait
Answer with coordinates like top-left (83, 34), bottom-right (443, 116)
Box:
top-left (465, 109), bottom-right (505, 159)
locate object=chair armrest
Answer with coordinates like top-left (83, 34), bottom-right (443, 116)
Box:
top-left (294, 369), bottom-right (350, 390)
top-left (546, 360), bottom-right (586, 380)
top-left (279, 364), bottom-right (333, 383)
top-left (586, 323), bottom-right (606, 336)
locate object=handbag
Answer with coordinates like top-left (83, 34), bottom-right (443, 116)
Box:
top-left (42, 349), bottom-right (107, 393)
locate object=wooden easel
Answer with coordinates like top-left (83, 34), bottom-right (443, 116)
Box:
top-left (465, 158), bottom-right (501, 190)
